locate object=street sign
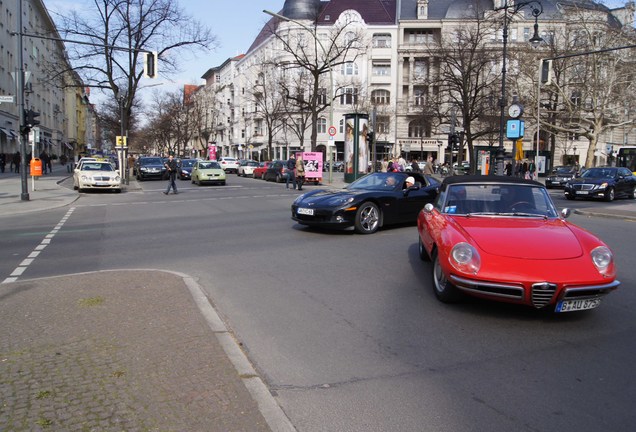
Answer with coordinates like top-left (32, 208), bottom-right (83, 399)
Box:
top-left (0, 95), bottom-right (15, 103)
top-left (116, 135), bottom-right (127, 146)
top-left (328, 126), bottom-right (337, 136)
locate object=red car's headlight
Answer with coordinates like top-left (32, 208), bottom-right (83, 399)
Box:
top-left (591, 246), bottom-right (612, 274)
top-left (450, 242), bottom-right (481, 275)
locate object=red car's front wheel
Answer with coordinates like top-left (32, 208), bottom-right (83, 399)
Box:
top-left (432, 250), bottom-right (462, 303)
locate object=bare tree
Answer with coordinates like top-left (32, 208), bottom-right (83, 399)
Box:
top-left (245, 59), bottom-right (287, 158)
top-left (47, 0), bottom-right (216, 140)
top-left (525, 6), bottom-right (636, 168)
top-left (427, 9), bottom-right (501, 173)
top-left (265, 13), bottom-right (366, 151)
top-left (143, 88), bottom-right (196, 156)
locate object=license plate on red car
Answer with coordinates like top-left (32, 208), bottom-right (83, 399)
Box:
top-left (555, 298), bottom-right (601, 312)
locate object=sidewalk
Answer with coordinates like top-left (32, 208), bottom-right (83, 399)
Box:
top-left (0, 270), bottom-right (291, 431)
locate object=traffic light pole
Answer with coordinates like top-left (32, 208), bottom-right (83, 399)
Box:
top-left (16, 0), bottom-right (29, 201)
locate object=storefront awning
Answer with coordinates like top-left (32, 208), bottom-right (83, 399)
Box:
top-left (64, 142), bottom-right (73, 150)
top-left (9, 129), bottom-right (18, 139)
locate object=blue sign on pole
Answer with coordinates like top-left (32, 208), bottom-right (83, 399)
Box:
top-left (506, 120), bottom-right (525, 139)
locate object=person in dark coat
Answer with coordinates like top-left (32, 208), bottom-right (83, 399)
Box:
top-left (163, 154), bottom-right (179, 194)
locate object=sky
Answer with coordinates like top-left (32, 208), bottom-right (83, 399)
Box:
top-left (42, 0), bottom-right (285, 98)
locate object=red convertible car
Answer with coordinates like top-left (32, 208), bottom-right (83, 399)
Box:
top-left (417, 176), bottom-right (620, 313)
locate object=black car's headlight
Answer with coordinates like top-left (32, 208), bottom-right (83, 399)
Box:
top-left (329, 196), bottom-right (355, 206)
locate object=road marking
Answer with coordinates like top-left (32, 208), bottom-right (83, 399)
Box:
top-left (2, 207), bottom-right (76, 284)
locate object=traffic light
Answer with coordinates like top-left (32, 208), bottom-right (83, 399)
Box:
top-left (541, 59), bottom-right (552, 85)
top-left (143, 51), bottom-right (158, 78)
top-left (448, 133), bottom-right (459, 151)
top-left (26, 109), bottom-right (40, 128)
top-left (367, 131), bottom-right (374, 144)
top-left (21, 109), bottom-right (40, 134)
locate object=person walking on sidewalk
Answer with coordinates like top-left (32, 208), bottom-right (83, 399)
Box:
top-left (286, 153), bottom-right (296, 189)
top-left (0, 153), bottom-right (5, 173)
top-left (295, 154), bottom-right (305, 191)
top-left (163, 154), bottom-right (179, 195)
top-left (12, 152), bottom-right (20, 173)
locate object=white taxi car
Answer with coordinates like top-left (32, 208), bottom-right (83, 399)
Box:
top-left (73, 161), bottom-right (121, 192)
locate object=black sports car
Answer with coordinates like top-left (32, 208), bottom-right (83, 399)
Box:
top-left (564, 166), bottom-right (636, 201)
top-left (291, 172), bottom-right (440, 234)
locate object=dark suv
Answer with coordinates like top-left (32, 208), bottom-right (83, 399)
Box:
top-left (135, 156), bottom-right (166, 181)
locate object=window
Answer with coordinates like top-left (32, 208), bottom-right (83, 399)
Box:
top-left (414, 60), bottom-right (427, 79)
top-left (341, 61), bottom-right (359, 76)
top-left (376, 116), bottom-right (390, 134)
top-left (407, 30), bottom-right (434, 44)
top-left (339, 118), bottom-right (344, 133)
top-left (408, 121), bottom-right (430, 138)
top-left (344, 31), bottom-right (356, 46)
top-left (372, 34), bottom-right (391, 48)
top-left (371, 89), bottom-right (390, 105)
top-left (317, 88), bottom-right (327, 105)
top-left (317, 118), bottom-right (327, 134)
top-left (372, 62), bottom-right (391, 76)
top-left (414, 88), bottom-right (426, 106)
top-left (340, 87), bottom-right (358, 105)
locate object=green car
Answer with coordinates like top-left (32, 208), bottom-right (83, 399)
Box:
top-left (191, 160), bottom-right (226, 186)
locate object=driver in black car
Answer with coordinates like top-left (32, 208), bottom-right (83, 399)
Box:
top-left (384, 175), bottom-right (398, 188)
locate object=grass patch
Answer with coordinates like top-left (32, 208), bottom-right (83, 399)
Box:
top-left (35, 418), bottom-right (52, 427)
top-left (35, 390), bottom-right (52, 399)
top-left (77, 296), bottom-right (105, 307)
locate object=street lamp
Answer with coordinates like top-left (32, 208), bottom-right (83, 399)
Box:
top-left (495, 0), bottom-right (543, 176)
top-left (263, 9), bottom-right (335, 182)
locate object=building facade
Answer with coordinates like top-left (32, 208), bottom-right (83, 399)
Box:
top-left (190, 0), bottom-right (636, 170)
top-left (0, 0), bottom-right (94, 164)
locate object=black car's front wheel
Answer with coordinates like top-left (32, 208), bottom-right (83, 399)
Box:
top-left (354, 202), bottom-right (380, 234)
top-left (604, 187), bottom-right (615, 202)
top-left (432, 250), bottom-right (461, 303)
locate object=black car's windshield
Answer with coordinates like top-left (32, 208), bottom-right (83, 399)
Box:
top-left (181, 159), bottom-right (196, 167)
top-left (581, 168), bottom-right (616, 179)
top-left (348, 173), bottom-right (412, 191)
top-left (140, 158), bottom-right (163, 165)
top-left (441, 183), bottom-right (558, 217)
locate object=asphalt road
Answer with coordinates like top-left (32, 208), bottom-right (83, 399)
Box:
top-left (1, 174), bottom-right (635, 432)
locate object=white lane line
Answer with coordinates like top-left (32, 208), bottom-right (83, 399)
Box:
top-left (2, 207), bottom-right (76, 284)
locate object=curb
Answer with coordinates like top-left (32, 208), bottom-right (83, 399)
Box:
top-left (175, 270), bottom-right (296, 432)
